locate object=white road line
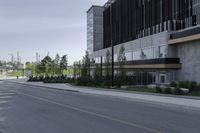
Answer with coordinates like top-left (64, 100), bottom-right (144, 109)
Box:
top-left (0, 101), bottom-right (8, 104)
top-left (0, 92), bottom-right (16, 94)
top-left (0, 117), bottom-right (6, 122)
top-left (0, 91), bottom-right (13, 92)
top-left (20, 92), bottom-right (163, 133)
top-left (0, 107), bottom-right (4, 111)
top-left (0, 93), bottom-right (15, 96)
top-left (0, 96), bottom-right (12, 99)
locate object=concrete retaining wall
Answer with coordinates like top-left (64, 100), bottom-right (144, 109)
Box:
top-left (176, 40), bottom-right (200, 83)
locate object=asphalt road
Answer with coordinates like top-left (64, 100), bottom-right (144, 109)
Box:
top-left (0, 81), bottom-right (200, 133)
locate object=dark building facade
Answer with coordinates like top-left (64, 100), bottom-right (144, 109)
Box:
top-left (104, 0), bottom-right (200, 48)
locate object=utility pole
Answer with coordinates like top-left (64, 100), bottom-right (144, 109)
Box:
top-left (73, 62), bottom-right (76, 80)
top-left (36, 52), bottom-right (39, 64)
top-left (9, 54), bottom-right (14, 64)
top-left (16, 51), bottom-right (20, 79)
top-left (100, 56), bottom-right (103, 77)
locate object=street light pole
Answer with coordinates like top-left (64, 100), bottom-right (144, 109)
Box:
top-left (110, 4), bottom-right (114, 87)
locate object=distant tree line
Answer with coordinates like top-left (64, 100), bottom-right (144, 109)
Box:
top-left (0, 60), bottom-right (23, 70)
top-left (26, 54), bottom-right (68, 77)
top-left (28, 46), bottom-right (128, 87)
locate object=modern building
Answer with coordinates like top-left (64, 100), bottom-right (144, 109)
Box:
top-left (87, 0), bottom-right (200, 85)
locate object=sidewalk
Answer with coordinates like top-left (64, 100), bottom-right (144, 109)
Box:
top-left (3, 79), bottom-right (200, 109)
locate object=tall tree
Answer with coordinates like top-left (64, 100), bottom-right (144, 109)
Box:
top-left (117, 46), bottom-right (126, 87)
top-left (60, 55), bottom-right (68, 75)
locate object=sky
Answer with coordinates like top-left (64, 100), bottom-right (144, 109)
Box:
top-left (0, 0), bottom-right (107, 65)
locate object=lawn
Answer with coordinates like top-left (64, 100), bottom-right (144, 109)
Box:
top-left (6, 70), bottom-right (24, 77)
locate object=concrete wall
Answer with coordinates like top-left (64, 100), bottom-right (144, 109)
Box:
top-left (176, 40), bottom-right (200, 83)
top-left (91, 31), bottom-right (170, 62)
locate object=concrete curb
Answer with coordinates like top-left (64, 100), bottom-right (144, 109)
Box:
top-left (2, 80), bottom-right (79, 93)
top-left (69, 84), bottom-right (200, 100)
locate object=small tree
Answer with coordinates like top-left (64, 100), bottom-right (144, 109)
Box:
top-left (80, 57), bottom-right (87, 85)
top-left (41, 56), bottom-right (52, 76)
top-left (73, 62), bottom-right (79, 80)
top-left (80, 51), bottom-right (90, 85)
top-left (25, 62), bottom-right (36, 76)
top-left (105, 50), bottom-right (112, 86)
top-left (54, 54), bottom-right (60, 66)
top-left (93, 63), bottom-right (102, 86)
top-left (85, 51), bottom-right (90, 79)
top-left (117, 46), bottom-right (126, 87)
top-left (60, 55), bottom-right (68, 75)
top-left (53, 54), bottom-right (61, 75)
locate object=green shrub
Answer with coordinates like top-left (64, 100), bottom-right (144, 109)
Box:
top-left (38, 76), bottom-right (44, 81)
top-left (197, 84), bottom-right (200, 91)
top-left (164, 88), bottom-right (172, 94)
top-left (156, 86), bottom-right (162, 93)
top-left (174, 87), bottom-right (182, 95)
top-left (87, 82), bottom-right (95, 87)
top-left (179, 81), bottom-right (190, 88)
top-left (42, 76), bottom-right (68, 83)
top-left (115, 75), bottom-right (122, 88)
top-left (28, 76), bottom-right (43, 82)
top-left (177, 81), bottom-right (199, 93)
top-left (189, 81), bottom-right (198, 92)
top-left (170, 81), bottom-right (177, 87)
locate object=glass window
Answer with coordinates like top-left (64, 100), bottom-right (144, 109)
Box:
top-left (160, 72), bottom-right (167, 83)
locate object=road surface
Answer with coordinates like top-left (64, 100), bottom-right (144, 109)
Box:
top-left (0, 81), bottom-right (200, 133)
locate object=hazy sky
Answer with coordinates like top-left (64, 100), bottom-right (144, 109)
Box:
top-left (0, 0), bottom-right (107, 64)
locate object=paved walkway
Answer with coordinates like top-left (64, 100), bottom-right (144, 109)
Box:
top-left (2, 78), bottom-right (200, 109)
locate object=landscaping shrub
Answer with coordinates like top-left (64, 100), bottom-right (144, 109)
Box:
top-left (28, 77), bottom-right (38, 82)
top-left (164, 88), bottom-right (172, 94)
top-left (115, 75), bottom-right (122, 88)
top-left (179, 81), bottom-right (190, 88)
top-left (38, 76), bottom-right (44, 81)
top-left (170, 81), bottom-right (178, 87)
top-left (156, 86), bottom-right (162, 93)
top-left (28, 75), bottom-right (70, 83)
top-left (87, 82), bottom-right (95, 87)
top-left (198, 84), bottom-right (200, 91)
top-left (189, 81), bottom-right (198, 92)
top-left (174, 87), bottom-right (182, 95)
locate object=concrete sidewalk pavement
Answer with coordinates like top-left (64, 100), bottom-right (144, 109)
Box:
top-left (3, 79), bottom-right (200, 109)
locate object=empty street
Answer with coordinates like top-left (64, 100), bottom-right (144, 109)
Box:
top-left (0, 81), bottom-right (199, 133)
